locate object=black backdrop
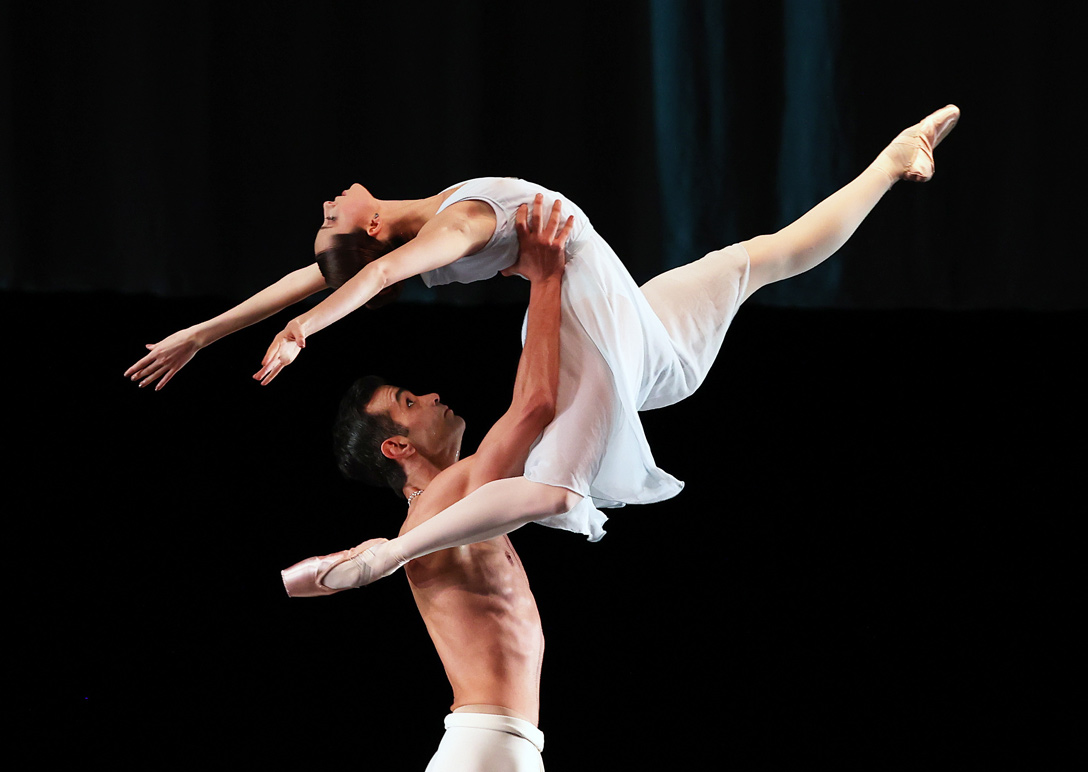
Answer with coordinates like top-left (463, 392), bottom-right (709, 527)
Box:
top-left (5, 1), bottom-right (1083, 767)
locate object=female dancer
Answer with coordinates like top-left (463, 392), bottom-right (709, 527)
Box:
top-left (127, 106), bottom-right (959, 567)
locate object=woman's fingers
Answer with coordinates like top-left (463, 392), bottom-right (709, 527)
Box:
top-left (259, 359), bottom-right (284, 386)
top-left (155, 368), bottom-right (178, 391)
top-left (254, 360), bottom-right (276, 384)
top-left (255, 341), bottom-right (279, 380)
top-left (128, 354), bottom-right (163, 383)
top-left (125, 345), bottom-right (159, 379)
top-left (137, 361), bottom-right (169, 388)
top-left (260, 338), bottom-right (281, 368)
top-left (255, 337), bottom-right (300, 385)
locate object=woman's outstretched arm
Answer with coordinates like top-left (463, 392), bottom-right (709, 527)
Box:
top-left (124, 262), bottom-right (327, 390)
top-left (256, 200), bottom-right (497, 385)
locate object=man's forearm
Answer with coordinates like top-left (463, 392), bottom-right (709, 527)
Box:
top-left (511, 272), bottom-right (563, 418)
top-left (459, 197), bottom-right (568, 484)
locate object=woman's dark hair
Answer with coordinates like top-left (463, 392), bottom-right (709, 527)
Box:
top-left (316, 229), bottom-right (406, 308)
top-left (333, 375), bottom-right (409, 496)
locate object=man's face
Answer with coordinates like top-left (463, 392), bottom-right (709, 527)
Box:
top-left (366, 384), bottom-right (466, 465)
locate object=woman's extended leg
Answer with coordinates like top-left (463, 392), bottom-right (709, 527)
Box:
top-left (743, 104), bottom-right (959, 297)
top-left (638, 105), bottom-right (960, 409)
top-left (293, 478), bottom-right (580, 592)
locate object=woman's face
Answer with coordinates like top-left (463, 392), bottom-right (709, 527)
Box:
top-left (314, 183), bottom-right (378, 254)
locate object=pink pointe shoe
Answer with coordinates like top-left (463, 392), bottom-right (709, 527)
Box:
top-left (884, 104), bottom-right (961, 183)
top-left (281, 537), bottom-right (390, 598)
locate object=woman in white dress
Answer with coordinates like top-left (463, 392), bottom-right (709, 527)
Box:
top-left (126, 105), bottom-right (960, 569)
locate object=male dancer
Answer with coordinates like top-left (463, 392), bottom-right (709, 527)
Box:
top-left (283, 196), bottom-right (573, 771)
top-left (283, 104), bottom-right (962, 587)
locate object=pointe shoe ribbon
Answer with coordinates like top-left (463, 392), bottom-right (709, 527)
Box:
top-left (281, 537), bottom-right (392, 598)
top-left (892, 104), bottom-right (960, 182)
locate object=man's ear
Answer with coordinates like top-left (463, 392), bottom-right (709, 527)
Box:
top-left (380, 436), bottom-right (413, 461)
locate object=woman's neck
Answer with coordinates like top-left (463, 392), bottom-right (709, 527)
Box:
top-left (379, 191), bottom-right (450, 243)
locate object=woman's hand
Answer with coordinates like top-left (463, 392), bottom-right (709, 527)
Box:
top-left (254, 318), bottom-right (306, 385)
top-left (124, 329), bottom-right (203, 390)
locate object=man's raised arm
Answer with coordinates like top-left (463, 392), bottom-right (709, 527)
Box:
top-left (461, 195), bottom-right (573, 485)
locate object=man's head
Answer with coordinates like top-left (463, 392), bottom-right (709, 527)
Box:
top-left (333, 375), bottom-right (466, 496)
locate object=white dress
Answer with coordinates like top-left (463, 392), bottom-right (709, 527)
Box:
top-left (423, 178), bottom-right (749, 540)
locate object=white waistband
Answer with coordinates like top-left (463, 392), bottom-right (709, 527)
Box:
top-left (443, 712), bottom-right (545, 752)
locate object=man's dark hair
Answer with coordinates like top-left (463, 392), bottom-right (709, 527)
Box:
top-left (333, 375), bottom-right (409, 495)
top-left (316, 229), bottom-right (406, 308)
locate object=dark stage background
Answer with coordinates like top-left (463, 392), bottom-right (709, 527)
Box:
top-left (5, 1), bottom-right (1083, 767)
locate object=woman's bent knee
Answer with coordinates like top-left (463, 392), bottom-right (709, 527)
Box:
top-left (538, 484), bottom-right (582, 517)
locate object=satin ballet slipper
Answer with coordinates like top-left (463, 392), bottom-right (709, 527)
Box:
top-left (281, 537), bottom-right (390, 598)
top-left (883, 104), bottom-right (960, 183)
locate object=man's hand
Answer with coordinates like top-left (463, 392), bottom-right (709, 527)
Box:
top-left (501, 194), bottom-right (575, 281)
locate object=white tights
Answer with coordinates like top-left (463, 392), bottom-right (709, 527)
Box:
top-left (325, 478), bottom-right (581, 586)
top-left (425, 713), bottom-right (545, 772)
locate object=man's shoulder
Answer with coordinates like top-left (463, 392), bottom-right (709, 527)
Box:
top-left (406, 454), bottom-right (479, 526)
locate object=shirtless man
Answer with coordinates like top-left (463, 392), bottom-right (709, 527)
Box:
top-left (282, 195), bottom-right (572, 771)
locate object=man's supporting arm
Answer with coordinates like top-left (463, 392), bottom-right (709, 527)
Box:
top-left (465, 196), bottom-right (571, 487)
top-left (375, 197), bottom-right (578, 563)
